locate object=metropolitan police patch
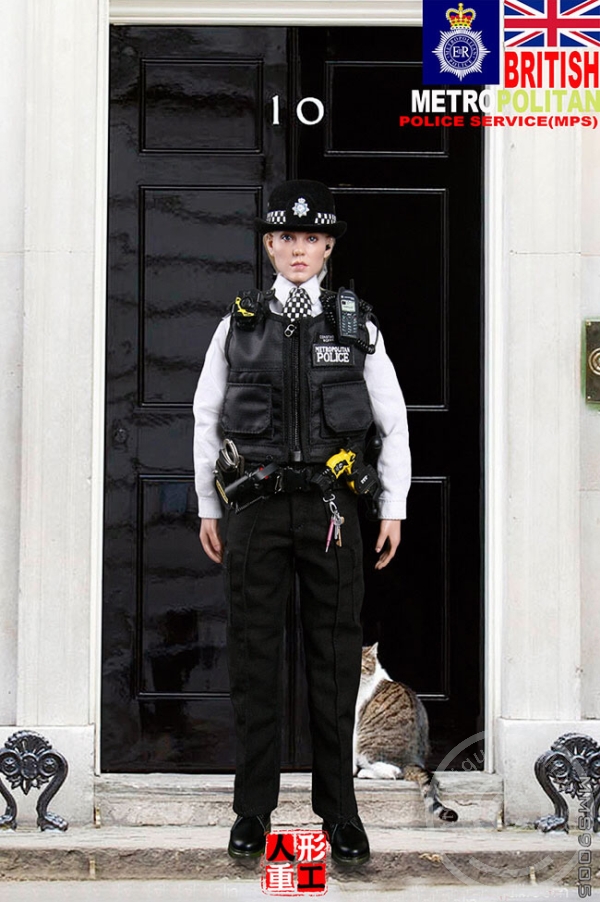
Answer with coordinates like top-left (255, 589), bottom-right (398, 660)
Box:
top-left (312, 344), bottom-right (354, 366)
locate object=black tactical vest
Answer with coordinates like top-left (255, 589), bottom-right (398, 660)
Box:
top-left (219, 298), bottom-right (373, 464)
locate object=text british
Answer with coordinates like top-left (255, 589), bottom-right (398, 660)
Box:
top-left (505, 50), bottom-right (599, 90)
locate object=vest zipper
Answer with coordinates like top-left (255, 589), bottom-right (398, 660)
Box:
top-left (284, 321), bottom-right (302, 462)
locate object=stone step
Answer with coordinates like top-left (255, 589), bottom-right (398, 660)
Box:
top-left (94, 772), bottom-right (503, 828)
top-left (0, 825), bottom-right (592, 886)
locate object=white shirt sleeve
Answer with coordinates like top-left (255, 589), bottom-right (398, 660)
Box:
top-left (364, 322), bottom-right (411, 520)
top-left (192, 316), bottom-right (231, 519)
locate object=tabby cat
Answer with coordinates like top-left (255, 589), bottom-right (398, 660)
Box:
top-left (353, 642), bottom-right (458, 822)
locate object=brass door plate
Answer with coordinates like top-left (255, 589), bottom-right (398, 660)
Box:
top-left (585, 320), bottom-right (600, 403)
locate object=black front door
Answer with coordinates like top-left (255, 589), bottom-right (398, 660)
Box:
top-left (103, 25), bottom-right (482, 772)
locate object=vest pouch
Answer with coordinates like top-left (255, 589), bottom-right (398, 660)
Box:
top-left (321, 380), bottom-right (373, 436)
top-left (221, 382), bottom-right (273, 437)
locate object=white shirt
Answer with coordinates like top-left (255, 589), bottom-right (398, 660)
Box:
top-left (193, 273), bottom-right (411, 520)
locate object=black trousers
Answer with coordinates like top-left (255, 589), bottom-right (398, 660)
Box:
top-left (223, 487), bottom-right (364, 822)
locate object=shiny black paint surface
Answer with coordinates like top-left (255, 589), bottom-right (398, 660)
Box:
top-left (142, 61), bottom-right (263, 152)
top-left (104, 26), bottom-right (287, 771)
top-left (296, 27), bottom-right (483, 766)
top-left (103, 25), bottom-right (482, 772)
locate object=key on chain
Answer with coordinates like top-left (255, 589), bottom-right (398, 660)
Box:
top-left (335, 513), bottom-right (345, 547)
top-left (325, 517), bottom-right (335, 552)
top-left (324, 494), bottom-right (344, 553)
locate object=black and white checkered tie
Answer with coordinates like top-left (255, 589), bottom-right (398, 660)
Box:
top-left (284, 286), bottom-right (312, 321)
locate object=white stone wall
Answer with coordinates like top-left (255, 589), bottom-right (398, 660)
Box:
top-left (503, 127), bottom-right (582, 723)
top-left (581, 126), bottom-right (600, 719)
top-left (0, 0), bottom-right (107, 824)
top-left (17, 0), bottom-right (99, 729)
top-left (494, 123), bottom-right (600, 824)
top-left (0, 0), bottom-right (26, 725)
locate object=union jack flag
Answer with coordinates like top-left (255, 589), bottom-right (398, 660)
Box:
top-left (504, 0), bottom-right (600, 48)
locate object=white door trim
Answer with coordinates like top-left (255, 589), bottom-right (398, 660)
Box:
top-left (483, 123), bottom-right (504, 774)
top-left (109, 1), bottom-right (423, 25)
top-left (92, 0), bottom-right (110, 775)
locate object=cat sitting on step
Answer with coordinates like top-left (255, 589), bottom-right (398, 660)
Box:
top-left (353, 642), bottom-right (458, 823)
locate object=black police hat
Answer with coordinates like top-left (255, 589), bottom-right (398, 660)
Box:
top-left (255, 180), bottom-right (347, 237)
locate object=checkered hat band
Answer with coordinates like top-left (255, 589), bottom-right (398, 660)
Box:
top-left (266, 210), bottom-right (336, 224)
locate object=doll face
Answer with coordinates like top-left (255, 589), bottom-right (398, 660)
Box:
top-left (264, 231), bottom-right (334, 285)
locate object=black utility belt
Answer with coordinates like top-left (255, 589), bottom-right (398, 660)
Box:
top-left (215, 458), bottom-right (319, 512)
top-left (214, 439), bottom-right (382, 515)
top-left (272, 465), bottom-right (316, 493)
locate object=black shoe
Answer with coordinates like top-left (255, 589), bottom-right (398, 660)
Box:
top-left (228, 813), bottom-right (271, 859)
top-left (322, 814), bottom-right (370, 865)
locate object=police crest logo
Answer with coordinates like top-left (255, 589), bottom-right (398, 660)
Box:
top-left (422, 0), bottom-right (501, 84)
top-left (433, 4), bottom-right (490, 80)
top-left (292, 197), bottom-right (310, 218)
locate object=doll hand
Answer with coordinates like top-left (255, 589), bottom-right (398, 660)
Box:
top-left (200, 518), bottom-right (224, 564)
top-left (374, 519), bottom-right (401, 570)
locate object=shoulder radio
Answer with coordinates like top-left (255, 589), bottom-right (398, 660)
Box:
top-left (336, 288), bottom-right (360, 341)
top-left (322, 286), bottom-right (379, 355)
top-left (231, 288), bottom-right (267, 330)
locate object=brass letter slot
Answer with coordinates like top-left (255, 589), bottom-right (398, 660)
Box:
top-left (585, 320), bottom-right (600, 403)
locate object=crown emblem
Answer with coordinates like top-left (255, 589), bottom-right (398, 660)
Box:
top-left (446, 3), bottom-right (476, 28)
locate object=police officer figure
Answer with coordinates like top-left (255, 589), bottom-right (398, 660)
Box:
top-left (193, 181), bottom-right (411, 865)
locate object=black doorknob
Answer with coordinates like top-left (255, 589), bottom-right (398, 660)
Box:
top-left (112, 422), bottom-right (128, 445)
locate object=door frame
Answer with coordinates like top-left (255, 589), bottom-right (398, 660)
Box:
top-left (92, 1), bottom-right (502, 773)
